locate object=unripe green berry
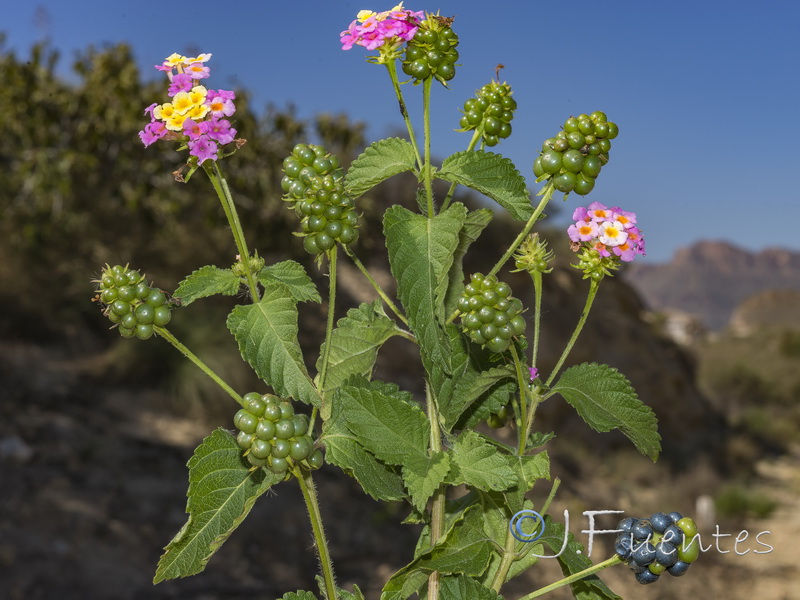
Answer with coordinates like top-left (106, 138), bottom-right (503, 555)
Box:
top-left (272, 440), bottom-right (291, 459)
top-left (306, 449), bottom-right (324, 470)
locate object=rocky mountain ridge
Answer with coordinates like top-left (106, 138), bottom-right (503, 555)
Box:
top-left (623, 241), bottom-right (800, 330)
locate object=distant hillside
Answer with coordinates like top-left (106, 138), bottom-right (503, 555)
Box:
top-left (624, 241), bottom-right (800, 330)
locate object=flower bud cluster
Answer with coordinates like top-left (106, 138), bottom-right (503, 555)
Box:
top-left (513, 233), bottom-right (554, 275)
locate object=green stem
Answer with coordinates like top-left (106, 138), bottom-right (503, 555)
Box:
top-left (440, 129), bottom-right (482, 212)
top-left (422, 76), bottom-right (434, 217)
top-left (426, 382), bottom-right (445, 600)
top-left (522, 385), bottom-right (543, 452)
top-left (384, 60), bottom-right (423, 169)
top-left (493, 477), bottom-right (562, 591)
top-left (486, 182), bottom-right (554, 280)
top-left (154, 326), bottom-right (243, 407)
top-left (340, 244), bottom-right (409, 326)
top-left (509, 344), bottom-right (529, 456)
top-left (203, 161), bottom-right (261, 302)
top-left (491, 523), bottom-right (519, 593)
top-left (530, 270), bottom-right (543, 371)
top-left (517, 555), bottom-right (623, 600)
top-left (491, 477), bottom-right (562, 593)
top-left (446, 183), bottom-right (555, 325)
top-left (544, 278), bottom-right (600, 388)
top-left (295, 465), bottom-right (338, 600)
top-left (540, 477), bottom-right (560, 516)
top-left (318, 246), bottom-right (338, 394)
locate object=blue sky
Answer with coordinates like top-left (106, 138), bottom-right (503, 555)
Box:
top-left (5, 0), bottom-right (799, 262)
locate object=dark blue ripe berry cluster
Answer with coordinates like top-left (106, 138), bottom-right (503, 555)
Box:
top-left (458, 80), bottom-right (517, 147)
top-left (402, 16), bottom-right (459, 84)
top-left (615, 512), bottom-right (701, 585)
top-left (457, 273), bottom-right (526, 353)
top-left (533, 111), bottom-right (619, 196)
top-left (95, 264), bottom-right (172, 340)
top-left (281, 144), bottom-right (358, 256)
top-left (234, 392), bottom-right (323, 475)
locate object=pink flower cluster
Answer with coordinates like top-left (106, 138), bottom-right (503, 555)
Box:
top-left (567, 202), bottom-right (645, 262)
top-left (340, 4), bottom-right (424, 51)
top-left (139, 53), bottom-right (237, 164)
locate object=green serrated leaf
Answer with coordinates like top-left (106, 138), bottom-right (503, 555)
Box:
top-left (227, 283), bottom-right (322, 407)
top-left (153, 429), bottom-right (282, 583)
top-left (380, 569), bottom-right (429, 600)
top-left (528, 431), bottom-right (555, 449)
top-left (439, 574), bottom-right (503, 600)
top-left (550, 363), bottom-right (661, 461)
top-left (501, 451), bottom-right (551, 512)
top-left (335, 377), bottom-right (429, 466)
top-left (446, 431), bottom-right (517, 492)
top-left (316, 301), bottom-right (403, 394)
top-left (402, 451), bottom-right (451, 511)
top-left (279, 592), bottom-right (319, 600)
top-left (540, 515), bottom-right (622, 600)
top-left (418, 504), bottom-right (493, 575)
top-left (437, 151), bottom-right (533, 221)
top-left (443, 208), bottom-right (494, 317)
top-left (437, 329), bottom-right (516, 430)
top-left (174, 265), bottom-right (241, 306)
top-left (322, 397), bottom-right (406, 502)
top-left (258, 260), bottom-right (321, 303)
top-left (454, 379), bottom-right (516, 431)
top-left (384, 203), bottom-right (467, 381)
top-left (345, 137), bottom-right (418, 198)
top-left (382, 504), bottom-right (493, 599)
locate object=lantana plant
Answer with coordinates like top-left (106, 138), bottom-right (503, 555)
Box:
top-left (92, 6), bottom-right (703, 599)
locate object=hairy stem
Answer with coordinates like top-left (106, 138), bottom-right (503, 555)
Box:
top-left (422, 76), bottom-right (434, 217)
top-left (295, 465), bottom-right (338, 600)
top-left (486, 182), bottom-right (554, 280)
top-left (341, 244), bottom-right (408, 326)
top-left (440, 129), bottom-right (482, 212)
top-left (384, 60), bottom-right (423, 169)
top-left (517, 555), bottom-right (623, 600)
top-left (509, 343), bottom-right (529, 455)
top-left (491, 525), bottom-right (520, 593)
top-left (203, 161), bottom-right (261, 302)
top-left (318, 246), bottom-right (338, 395)
top-left (530, 269), bottom-right (543, 371)
top-left (426, 382), bottom-right (445, 600)
top-left (154, 326), bottom-right (243, 407)
top-left (446, 182), bottom-right (555, 325)
top-left (545, 278), bottom-right (600, 388)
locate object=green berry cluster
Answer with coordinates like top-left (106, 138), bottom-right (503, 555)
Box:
top-left (457, 273), bottom-right (525, 352)
top-left (533, 111), bottom-right (619, 195)
top-left (458, 80), bottom-right (517, 147)
top-left (94, 264), bottom-right (172, 340)
top-left (402, 16), bottom-right (459, 84)
top-left (234, 392), bottom-right (323, 474)
top-left (281, 143), bottom-right (358, 255)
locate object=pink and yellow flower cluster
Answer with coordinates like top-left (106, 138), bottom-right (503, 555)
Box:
top-left (340, 3), bottom-right (424, 51)
top-left (567, 202), bottom-right (645, 262)
top-left (139, 53), bottom-right (237, 164)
